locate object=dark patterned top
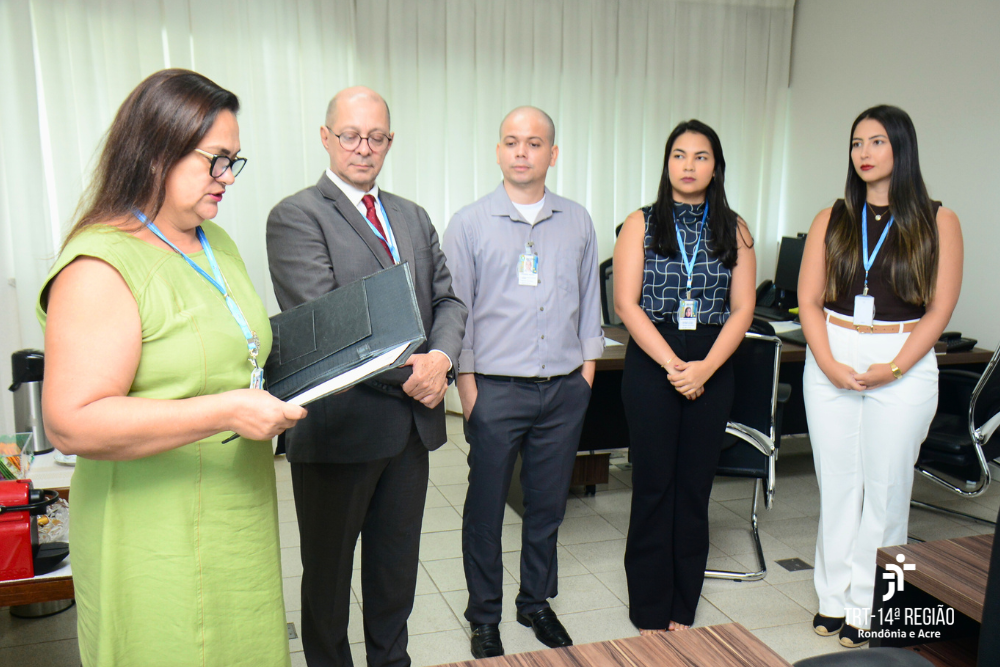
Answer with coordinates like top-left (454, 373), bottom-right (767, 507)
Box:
top-left (640, 203), bottom-right (731, 325)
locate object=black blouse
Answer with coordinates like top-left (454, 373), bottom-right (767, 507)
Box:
top-left (825, 199), bottom-right (940, 322)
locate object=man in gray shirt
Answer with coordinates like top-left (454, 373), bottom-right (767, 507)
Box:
top-left (442, 106), bottom-right (604, 659)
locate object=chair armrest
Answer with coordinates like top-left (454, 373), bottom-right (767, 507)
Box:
top-left (725, 422), bottom-right (776, 509)
top-left (726, 423), bottom-right (774, 457)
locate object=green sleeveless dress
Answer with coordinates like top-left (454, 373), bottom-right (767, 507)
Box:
top-left (37, 222), bottom-right (290, 667)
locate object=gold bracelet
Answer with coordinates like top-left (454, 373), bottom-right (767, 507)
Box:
top-left (890, 361), bottom-right (903, 379)
top-left (662, 357), bottom-right (674, 371)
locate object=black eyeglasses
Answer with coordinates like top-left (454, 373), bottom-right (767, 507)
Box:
top-left (194, 149), bottom-right (247, 178)
top-left (326, 128), bottom-right (392, 152)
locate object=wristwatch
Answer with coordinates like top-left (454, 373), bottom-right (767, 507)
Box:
top-left (890, 362), bottom-right (903, 379)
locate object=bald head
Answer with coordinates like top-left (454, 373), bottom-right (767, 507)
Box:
top-left (499, 106), bottom-right (555, 145)
top-left (325, 86), bottom-right (391, 129)
top-left (321, 86), bottom-right (394, 192)
top-left (496, 106), bottom-right (559, 200)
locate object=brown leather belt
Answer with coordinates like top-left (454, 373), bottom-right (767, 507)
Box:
top-left (827, 312), bottom-right (918, 334)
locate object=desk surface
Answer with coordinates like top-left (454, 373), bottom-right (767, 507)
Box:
top-left (597, 325), bottom-right (994, 370)
top-left (877, 534), bottom-right (993, 623)
top-left (431, 623), bottom-right (791, 667)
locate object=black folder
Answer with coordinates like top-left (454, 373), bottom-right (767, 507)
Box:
top-left (264, 263), bottom-right (426, 405)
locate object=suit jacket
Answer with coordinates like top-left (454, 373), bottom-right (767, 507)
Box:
top-left (266, 174), bottom-right (467, 464)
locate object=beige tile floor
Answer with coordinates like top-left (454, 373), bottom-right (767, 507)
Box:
top-left (2, 415), bottom-right (997, 665)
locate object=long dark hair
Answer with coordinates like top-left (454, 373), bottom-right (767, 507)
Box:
top-left (825, 105), bottom-right (938, 304)
top-left (63, 69), bottom-right (239, 249)
top-left (649, 119), bottom-right (744, 269)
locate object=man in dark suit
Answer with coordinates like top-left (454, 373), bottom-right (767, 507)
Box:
top-left (266, 86), bottom-right (466, 667)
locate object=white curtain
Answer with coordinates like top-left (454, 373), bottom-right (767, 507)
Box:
top-left (0, 0), bottom-right (794, 433)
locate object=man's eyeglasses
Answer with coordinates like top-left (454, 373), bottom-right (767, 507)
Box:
top-left (327, 128), bottom-right (392, 152)
top-left (194, 149), bottom-right (247, 178)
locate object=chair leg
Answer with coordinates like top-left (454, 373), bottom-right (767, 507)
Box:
top-left (705, 479), bottom-right (767, 581)
top-left (909, 499), bottom-right (997, 527)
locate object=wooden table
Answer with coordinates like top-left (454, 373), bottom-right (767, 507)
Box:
top-left (430, 623), bottom-right (791, 667)
top-left (590, 325), bottom-right (994, 441)
top-left (592, 324), bottom-right (991, 369)
top-left (0, 562), bottom-right (74, 608)
top-left (870, 534), bottom-right (992, 652)
top-left (511, 328), bottom-right (993, 507)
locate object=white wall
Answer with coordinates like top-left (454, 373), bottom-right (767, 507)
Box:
top-left (781, 0), bottom-right (1000, 348)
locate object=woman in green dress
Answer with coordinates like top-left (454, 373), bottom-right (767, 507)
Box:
top-left (38, 69), bottom-right (307, 667)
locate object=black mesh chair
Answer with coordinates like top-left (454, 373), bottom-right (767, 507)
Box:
top-left (706, 322), bottom-right (789, 581)
top-left (911, 346), bottom-right (1000, 526)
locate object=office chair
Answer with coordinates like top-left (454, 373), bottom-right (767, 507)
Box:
top-left (793, 648), bottom-right (941, 666)
top-left (706, 323), bottom-right (790, 581)
top-left (792, 499), bottom-right (1000, 666)
top-left (599, 223), bottom-right (627, 326)
top-left (599, 257), bottom-right (621, 326)
top-left (911, 345), bottom-right (1000, 527)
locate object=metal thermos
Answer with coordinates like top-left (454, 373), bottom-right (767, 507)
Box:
top-left (9, 350), bottom-right (52, 455)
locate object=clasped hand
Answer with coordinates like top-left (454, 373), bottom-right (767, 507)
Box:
top-left (402, 351), bottom-right (451, 408)
top-left (666, 359), bottom-right (709, 400)
top-left (825, 361), bottom-right (896, 391)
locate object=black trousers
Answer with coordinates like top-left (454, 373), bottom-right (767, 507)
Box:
top-left (462, 370), bottom-right (592, 624)
top-left (622, 323), bottom-right (734, 628)
top-left (291, 427), bottom-right (428, 667)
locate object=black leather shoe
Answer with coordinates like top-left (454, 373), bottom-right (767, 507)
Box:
top-left (516, 607), bottom-right (573, 648)
top-left (470, 623), bottom-right (504, 659)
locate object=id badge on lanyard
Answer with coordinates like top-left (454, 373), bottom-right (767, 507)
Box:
top-left (518, 241), bottom-right (539, 286)
top-left (677, 299), bottom-right (699, 331)
top-left (853, 205), bottom-right (894, 328)
top-left (675, 204), bottom-right (708, 331)
top-left (853, 295), bottom-right (875, 328)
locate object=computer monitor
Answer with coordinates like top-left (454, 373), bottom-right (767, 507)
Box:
top-left (773, 235), bottom-right (806, 293)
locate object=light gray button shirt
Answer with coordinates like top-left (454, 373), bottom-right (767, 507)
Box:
top-left (442, 183), bottom-right (605, 377)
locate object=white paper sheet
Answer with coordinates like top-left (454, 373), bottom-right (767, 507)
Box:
top-left (287, 342), bottom-right (412, 406)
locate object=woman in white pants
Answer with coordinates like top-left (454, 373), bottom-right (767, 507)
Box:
top-left (798, 105), bottom-right (963, 648)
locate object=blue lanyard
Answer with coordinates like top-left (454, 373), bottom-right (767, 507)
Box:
top-left (861, 204), bottom-right (895, 295)
top-left (365, 196), bottom-right (400, 264)
top-left (674, 202), bottom-right (709, 298)
top-left (133, 209), bottom-right (262, 386)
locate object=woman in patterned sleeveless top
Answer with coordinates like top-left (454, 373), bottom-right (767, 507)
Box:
top-left (613, 120), bottom-right (756, 634)
top-left (799, 105), bottom-right (963, 648)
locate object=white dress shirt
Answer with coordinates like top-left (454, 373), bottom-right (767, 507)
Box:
top-left (325, 169), bottom-right (398, 256)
